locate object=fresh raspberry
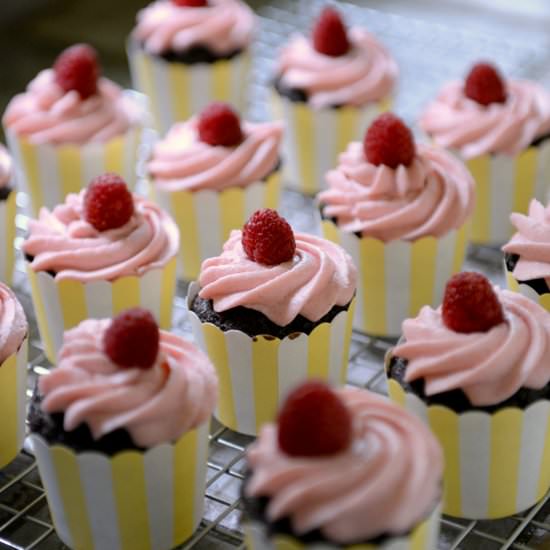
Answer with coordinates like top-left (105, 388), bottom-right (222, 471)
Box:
top-left (54, 44), bottom-right (100, 99)
top-left (442, 272), bottom-right (505, 333)
top-left (197, 103), bottom-right (243, 147)
top-left (312, 7), bottom-right (350, 57)
top-left (104, 308), bottom-right (160, 369)
top-left (242, 209), bottom-right (296, 265)
top-left (83, 173), bottom-right (134, 232)
top-left (171, 0), bottom-right (208, 5)
top-left (364, 113), bottom-right (416, 168)
top-left (464, 62), bottom-right (507, 106)
top-left (277, 381), bottom-right (352, 457)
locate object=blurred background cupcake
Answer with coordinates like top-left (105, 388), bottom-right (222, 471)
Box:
top-left (0, 145), bottom-right (17, 285)
top-left (128, 0), bottom-right (255, 135)
top-left (272, 6), bottom-right (396, 195)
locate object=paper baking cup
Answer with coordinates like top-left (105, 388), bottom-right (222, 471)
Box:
top-left (188, 283), bottom-right (355, 436)
top-left (505, 270), bottom-right (550, 312)
top-left (0, 341), bottom-right (27, 469)
top-left (271, 92), bottom-right (391, 195)
top-left (128, 42), bottom-right (251, 135)
top-left (321, 220), bottom-right (469, 338)
top-left (387, 379), bottom-right (550, 519)
top-left (5, 126), bottom-right (142, 217)
top-left (152, 173), bottom-right (280, 281)
top-left (30, 422), bottom-right (209, 550)
top-left (0, 191), bottom-right (16, 285)
top-left (244, 502), bottom-right (441, 550)
top-left (26, 257), bottom-right (176, 363)
top-left (465, 140), bottom-right (550, 246)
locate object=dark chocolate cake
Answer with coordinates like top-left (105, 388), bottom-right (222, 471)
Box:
top-left (505, 252), bottom-right (549, 295)
top-left (0, 186), bottom-right (12, 202)
top-left (137, 39), bottom-right (243, 65)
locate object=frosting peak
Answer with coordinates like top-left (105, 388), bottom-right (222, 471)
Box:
top-left (0, 284), bottom-right (27, 365)
top-left (319, 143), bottom-right (474, 242)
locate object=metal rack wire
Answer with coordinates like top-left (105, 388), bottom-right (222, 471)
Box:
top-left (2, 1), bottom-right (550, 548)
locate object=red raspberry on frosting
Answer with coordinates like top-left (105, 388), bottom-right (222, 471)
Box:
top-left (83, 173), bottom-right (135, 232)
top-left (277, 381), bottom-right (352, 457)
top-left (197, 103), bottom-right (243, 147)
top-left (464, 62), bottom-right (507, 106)
top-left (104, 308), bottom-right (160, 369)
top-left (242, 209), bottom-right (296, 266)
top-left (442, 272), bottom-right (505, 334)
top-left (364, 113), bottom-right (416, 169)
top-left (54, 44), bottom-right (100, 100)
top-left (312, 7), bottom-right (350, 57)
top-left (171, 0), bottom-right (208, 5)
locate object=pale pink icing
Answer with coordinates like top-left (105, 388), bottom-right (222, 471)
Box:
top-left (198, 230), bottom-right (357, 326)
top-left (0, 145), bottom-right (12, 189)
top-left (149, 118), bottom-right (283, 192)
top-left (503, 199), bottom-right (550, 286)
top-left (419, 80), bottom-right (550, 158)
top-left (393, 288), bottom-right (550, 406)
top-left (245, 387), bottom-right (442, 543)
top-left (3, 69), bottom-right (142, 146)
top-left (276, 28), bottom-right (397, 109)
top-left (133, 0), bottom-right (254, 56)
top-left (319, 143), bottom-right (474, 242)
top-left (0, 283), bottom-right (27, 365)
top-left (23, 191), bottom-right (179, 282)
top-left (39, 318), bottom-right (218, 447)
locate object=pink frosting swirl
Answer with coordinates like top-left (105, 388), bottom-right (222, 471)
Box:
top-left (276, 29), bottom-right (397, 109)
top-left (245, 387), bottom-right (442, 543)
top-left (0, 284), bottom-right (27, 365)
top-left (393, 288), bottom-right (550, 406)
top-left (23, 191), bottom-right (179, 282)
top-left (3, 69), bottom-right (142, 146)
top-left (39, 318), bottom-right (218, 448)
top-left (0, 145), bottom-right (12, 189)
top-left (133, 0), bottom-right (254, 56)
top-left (149, 118), bottom-right (283, 192)
top-left (198, 230), bottom-right (357, 326)
top-left (419, 80), bottom-right (550, 158)
top-left (319, 143), bottom-right (474, 242)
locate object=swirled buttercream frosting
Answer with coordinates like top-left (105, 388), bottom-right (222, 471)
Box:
top-left (419, 80), bottom-right (550, 158)
top-left (393, 288), bottom-right (550, 406)
top-left (148, 118), bottom-right (283, 192)
top-left (0, 283), bottom-right (27, 365)
top-left (23, 191), bottom-right (179, 282)
top-left (0, 145), bottom-right (12, 189)
top-left (198, 230), bottom-right (357, 326)
top-left (276, 28), bottom-right (397, 109)
top-left (3, 69), bottom-right (142, 146)
top-left (319, 142), bottom-right (474, 242)
top-left (245, 387), bottom-right (442, 543)
top-left (39, 318), bottom-right (217, 448)
top-left (133, 0), bottom-right (254, 56)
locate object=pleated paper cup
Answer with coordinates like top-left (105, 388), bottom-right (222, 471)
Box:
top-left (271, 92), bottom-right (391, 195)
top-left (5, 124), bottom-right (142, 217)
top-left (30, 422), bottom-right (209, 550)
top-left (387, 378), bottom-right (550, 519)
top-left (0, 190), bottom-right (16, 286)
top-left (321, 219), bottom-right (469, 338)
top-left (128, 41), bottom-right (251, 136)
top-left (0, 340), bottom-right (28, 469)
top-left (244, 502), bottom-right (441, 550)
top-left (464, 140), bottom-right (550, 246)
top-left (187, 282), bottom-right (355, 436)
top-left (26, 257), bottom-right (177, 363)
top-left (152, 172), bottom-right (281, 281)
top-left (505, 269), bottom-right (550, 312)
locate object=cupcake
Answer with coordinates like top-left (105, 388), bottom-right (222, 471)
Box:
top-left (243, 381), bottom-right (442, 549)
top-left (420, 61), bottom-right (550, 246)
top-left (23, 173), bottom-right (178, 363)
top-left (386, 272), bottom-right (550, 519)
top-left (318, 113), bottom-right (474, 338)
top-left (128, 0), bottom-right (255, 135)
top-left (29, 308), bottom-right (218, 550)
top-left (188, 209), bottom-right (357, 436)
top-left (272, 6), bottom-right (397, 195)
top-left (0, 283), bottom-right (28, 469)
top-left (0, 145), bottom-right (17, 285)
top-left (3, 44), bottom-right (143, 217)
top-left (148, 102), bottom-right (283, 280)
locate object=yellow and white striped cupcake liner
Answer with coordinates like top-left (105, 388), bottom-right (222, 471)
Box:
top-left (505, 270), bottom-right (550, 312)
top-left (26, 257), bottom-right (177, 363)
top-left (31, 422), bottom-right (209, 550)
top-left (0, 190), bottom-right (16, 286)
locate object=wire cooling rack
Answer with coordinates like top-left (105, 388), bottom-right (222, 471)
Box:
top-left (3, 1), bottom-right (550, 548)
